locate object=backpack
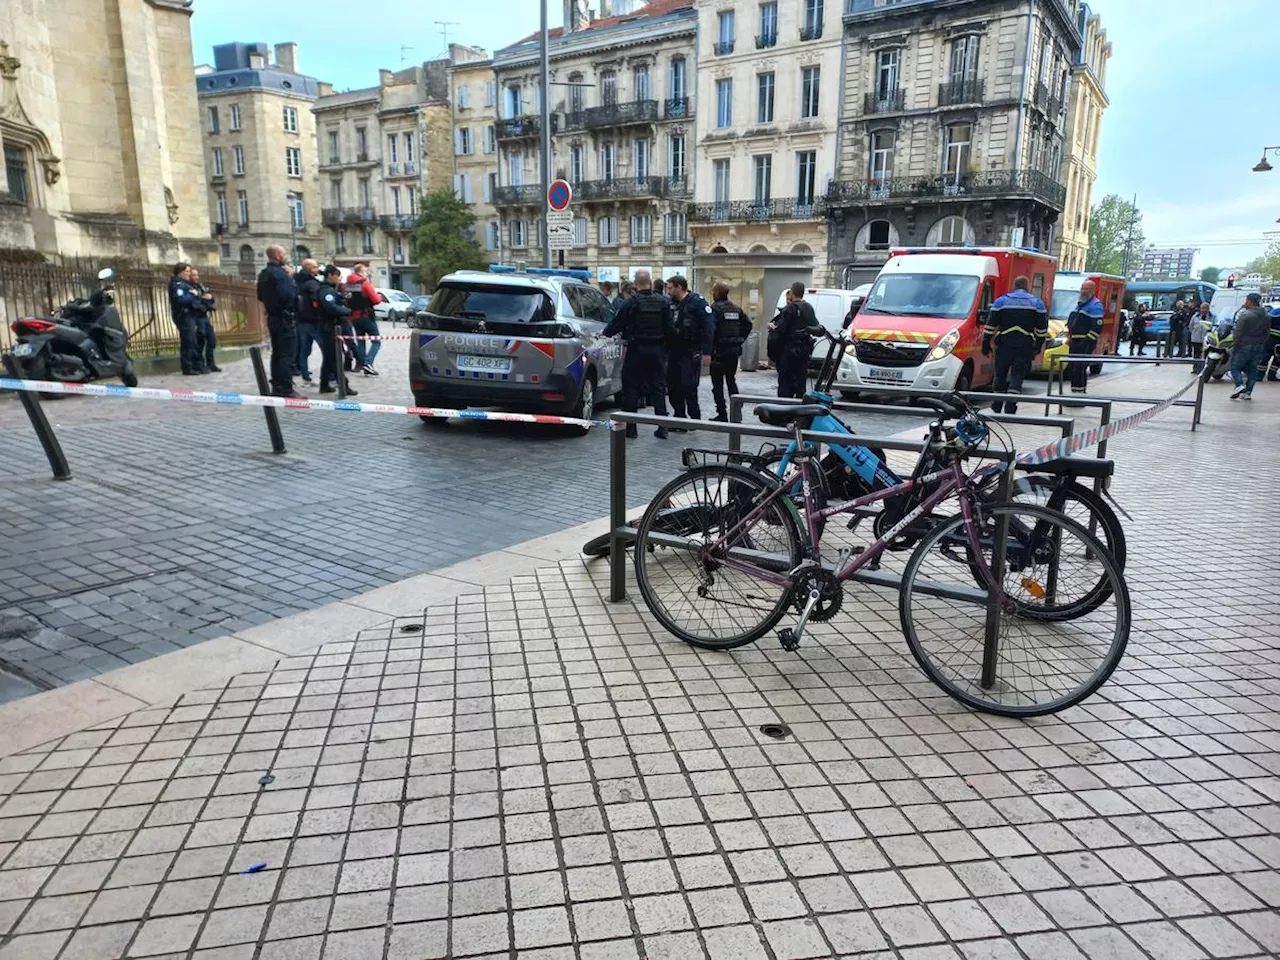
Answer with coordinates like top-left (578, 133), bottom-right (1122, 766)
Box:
top-left (344, 280), bottom-right (372, 312)
top-left (766, 314), bottom-right (785, 363)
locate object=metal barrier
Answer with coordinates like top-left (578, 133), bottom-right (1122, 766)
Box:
top-left (1049, 355), bottom-right (1205, 429)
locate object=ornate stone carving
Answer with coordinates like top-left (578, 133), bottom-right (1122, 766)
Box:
top-left (0, 40), bottom-right (62, 189)
top-left (164, 186), bottom-right (179, 225)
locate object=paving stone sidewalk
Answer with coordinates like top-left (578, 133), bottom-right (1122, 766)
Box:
top-left (0, 365), bottom-right (1276, 958)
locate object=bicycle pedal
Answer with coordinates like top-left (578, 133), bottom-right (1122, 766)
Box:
top-left (778, 628), bottom-right (800, 652)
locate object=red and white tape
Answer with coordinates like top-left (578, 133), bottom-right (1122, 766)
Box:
top-left (336, 334), bottom-right (417, 342)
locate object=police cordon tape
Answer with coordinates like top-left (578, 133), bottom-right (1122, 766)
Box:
top-left (335, 334), bottom-right (417, 342)
top-left (0, 377), bottom-right (610, 429)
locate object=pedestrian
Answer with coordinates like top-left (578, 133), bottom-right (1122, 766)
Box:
top-left (1066, 279), bottom-right (1104, 393)
top-left (188, 268), bottom-right (221, 373)
top-left (343, 264), bottom-right (385, 376)
top-left (600, 280), bottom-right (616, 304)
top-left (294, 259), bottom-right (323, 384)
top-left (603, 269), bottom-right (674, 439)
top-left (315, 265), bottom-right (357, 396)
top-left (1189, 300), bottom-right (1212, 373)
top-left (769, 282), bottom-right (822, 399)
top-left (982, 275), bottom-right (1047, 415)
top-left (1128, 303), bottom-right (1149, 356)
top-left (167, 263), bottom-right (204, 375)
top-left (619, 279), bottom-right (635, 300)
top-left (665, 275), bottom-right (713, 428)
top-left (708, 281), bottom-right (749, 421)
top-left (1228, 292), bottom-right (1271, 400)
top-left (1168, 299), bottom-right (1189, 357)
top-left (255, 244), bottom-right (302, 398)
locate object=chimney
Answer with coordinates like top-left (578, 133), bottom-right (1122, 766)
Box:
top-left (379, 69), bottom-right (394, 87)
top-left (564, 0), bottom-right (593, 32)
top-left (274, 42), bottom-right (298, 74)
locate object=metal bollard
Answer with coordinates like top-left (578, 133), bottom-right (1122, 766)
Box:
top-left (608, 424), bottom-right (628, 602)
top-left (335, 328), bottom-right (347, 400)
top-left (249, 346), bottom-right (287, 455)
top-left (3, 353), bottom-right (71, 480)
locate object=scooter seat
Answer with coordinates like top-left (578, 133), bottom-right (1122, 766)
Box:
top-left (1016, 456), bottom-right (1114, 479)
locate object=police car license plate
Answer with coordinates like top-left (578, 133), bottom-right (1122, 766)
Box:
top-left (10, 343), bottom-right (33, 357)
top-left (456, 354), bottom-right (511, 373)
top-left (869, 367), bottom-right (905, 380)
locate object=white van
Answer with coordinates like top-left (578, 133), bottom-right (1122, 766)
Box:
top-left (1207, 286), bottom-right (1250, 326)
top-left (772, 285), bottom-right (870, 368)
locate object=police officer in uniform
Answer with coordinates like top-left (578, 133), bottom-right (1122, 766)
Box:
top-left (315, 265), bottom-right (357, 396)
top-left (666, 275), bottom-right (713, 427)
top-left (294, 259), bottom-right (323, 383)
top-left (603, 269), bottom-right (674, 439)
top-left (772, 282), bottom-right (822, 399)
top-left (982, 275), bottom-right (1047, 415)
top-left (255, 244), bottom-right (301, 398)
top-left (1066, 279), bottom-right (1105, 393)
top-left (168, 263), bottom-right (203, 376)
top-left (708, 281), bottom-right (749, 421)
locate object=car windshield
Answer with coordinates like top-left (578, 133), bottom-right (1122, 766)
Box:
top-left (426, 284), bottom-right (550, 323)
top-left (861, 273), bottom-right (979, 320)
top-left (1050, 289), bottom-right (1082, 321)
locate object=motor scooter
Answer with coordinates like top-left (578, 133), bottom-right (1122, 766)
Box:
top-left (1200, 323), bottom-right (1232, 383)
top-left (9, 268), bottom-right (138, 388)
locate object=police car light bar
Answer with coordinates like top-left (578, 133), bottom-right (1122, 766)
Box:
top-left (488, 264), bottom-right (594, 282)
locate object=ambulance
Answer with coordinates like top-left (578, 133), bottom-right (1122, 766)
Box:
top-left (836, 246), bottom-right (1057, 395)
top-left (1038, 272), bottom-right (1125, 373)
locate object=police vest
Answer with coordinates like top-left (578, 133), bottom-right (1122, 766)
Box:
top-left (295, 276), bottom-right (320, 321)
top-left (713, 302), bottom-right (746, 350)
top-left (630, 293), bottom-right (669, 343)
top-left (675, 295), bottom-right (708, 345)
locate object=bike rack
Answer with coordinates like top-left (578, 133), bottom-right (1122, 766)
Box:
top-left (1049, 355), bottom-right (1205, 430)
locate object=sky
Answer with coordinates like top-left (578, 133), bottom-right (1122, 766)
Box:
top-left (191, 0), bottom-right (1280, 273)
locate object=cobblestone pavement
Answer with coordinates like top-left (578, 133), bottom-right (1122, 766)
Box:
top-left (1, 336), bottom-right (943, 700)
top-left (0, 363), bottom-right (1275, 958)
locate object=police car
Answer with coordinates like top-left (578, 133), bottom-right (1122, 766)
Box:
top-left (408, 266), bottom-right (624, 430)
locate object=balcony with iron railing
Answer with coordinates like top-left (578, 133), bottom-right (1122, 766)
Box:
top-left (574, 175), bottom-right (691, 202)
top-left (845, 0), bottom-right (932, 16)
top-left (864, 88), bottom-right (905, 114)
top-left (755, 32), bottom-right (777, 49)
top-left (495, 115), bottom-right (557, 140)
top-left (800, 23), bottom-right (823, 41)
top-left (687, 197), bottom-right (826, 223)
top-left (492, 184), bottom-right (544, 206)
top-left (826, 168), bottom-right (1067, 209)
top-left (713, 40), bottom-right (734, 56)
top-left (379, 214), bottom-right (418, 232)
top-left (938, 78), bottom-right (985, 107)
top-left (564, 99), bottom-right (659, 132)
top-left (321, 207), bottom-right (378, 224)
top-left (664, 97), bottom-right (692, 120)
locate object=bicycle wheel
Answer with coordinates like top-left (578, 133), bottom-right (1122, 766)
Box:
top-left (900, 502), bottom-right (1129, 717)
top-left (1014, 476), bottom-right (1126, 570)
top-left (634, 464), bottom-right (804, 650)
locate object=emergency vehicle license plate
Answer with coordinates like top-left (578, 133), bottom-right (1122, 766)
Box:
top-left (456, 354), bottom-right (512, 373)
top-left (868, 366), bottom-right (904, 380)
top-left (10, 343), bottom-right (33, 357)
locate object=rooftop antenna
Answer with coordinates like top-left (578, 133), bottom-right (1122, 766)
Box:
top-left (399, 45), bottom-right (415, 67)
top-left (435, 21), bottom-right (459, 55)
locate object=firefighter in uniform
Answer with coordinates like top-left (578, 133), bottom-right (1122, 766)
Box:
top-left (708, 282), bottom-right (749, 421)
top-left (1066, 279), bottom-right (1105, 393)
top-left (603, 269), bottom-right (675, 439)
top-left (982, 275), bottom-right (1047, 415)
top-left (666, 275), bottom-right (713, 427)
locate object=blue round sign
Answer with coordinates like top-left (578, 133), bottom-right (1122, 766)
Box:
top-left (547, 179), bottom-right (572, 211)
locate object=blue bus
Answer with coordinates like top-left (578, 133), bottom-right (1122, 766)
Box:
top-left (1123, 280), bottom-right (1217, 339)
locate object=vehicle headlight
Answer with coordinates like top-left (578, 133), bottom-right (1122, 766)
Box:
top-left (926, 328), bottom-right (961, 361)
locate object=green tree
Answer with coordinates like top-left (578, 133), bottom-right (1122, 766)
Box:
top-left (1198, 266), bottom-right (1222, 285)
top-left (1244, 242), bottom-right (1280, 279)
top-left (1086, 194), bottom-right (1145, 276)
top-left (411, 189), bottom-right (487, 290)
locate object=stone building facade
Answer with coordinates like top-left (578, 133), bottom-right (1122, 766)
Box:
top-left (829, 0), bottom-right (1077, 286)
top-left (690, 0), bottom-right (843, 311)
top-left (1054, 1), bottom-right (1109, 271)
top-left (491, 0), bottom-right (697, 282)
top-left (313, 63), bottom-right (453, 293)
top-left (447, 45), bottom-right (501, 262)
top-left (196, 42), bottom-right (326, 279)
top-left (0, 0), bottom-right (215, 266)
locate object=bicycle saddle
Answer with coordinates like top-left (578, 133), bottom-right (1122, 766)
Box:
top-left (754, 403), bottom-right (829, 429)
top-left (1016, 456), bottom-right (1114, 479)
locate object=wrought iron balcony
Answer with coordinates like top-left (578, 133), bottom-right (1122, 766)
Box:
top-left (864, 88), bottom-right (905, 113)
top-left (492, 184), bottom-right (543, 205)
top-left (687, 197), bottom-right (827, 223)
top-left (755, 33), bottom-right (777, 49)
top-left (564, 99), bottom-right (659, 132)
top-left (321, 206), bottom-right (378, 224)
top-left (495, 115), bottom-right (556, 140)
top-left (800, 24), bottom-right (823, 41)
top-left (938, 78), bottom-right (984, 107)
top-left (714, 40), bottom-right (735, 56)
top-left (826, 168), bottom-right (1066, 209)
top-left (574, 175), bottom-right (690, 201)
top-left (1034, 81), bottom-right (1049, 108)
top-left (664, 97), bottom-right (692, 120)
top-left (379, 215), bottom-right (417, 232)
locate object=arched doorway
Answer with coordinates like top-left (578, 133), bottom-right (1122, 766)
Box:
top-left (237, 244), bottom-right (256, 280)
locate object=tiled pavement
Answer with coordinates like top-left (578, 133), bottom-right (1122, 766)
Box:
top-left (0, 365), bottom-right (1276, 958)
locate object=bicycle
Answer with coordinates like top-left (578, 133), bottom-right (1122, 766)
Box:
top-left (632, 398), bottom-right (1130, 717)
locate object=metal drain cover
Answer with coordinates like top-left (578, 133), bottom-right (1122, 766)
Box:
top-left (759, 723), bottom-right (792, 740)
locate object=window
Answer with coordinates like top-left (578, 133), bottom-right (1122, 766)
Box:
top-left (327, 130), bottom-right (339, 163)
top-left (510, 220), bottom-right (528, 247)
top-left (867, 219), bottom-right (892, 250)
top-left (504, 84), bottom-right (522, 118)
top-left (630, 215), bottom-right (653, 245)
top-left (802, 0), bottom-right (824, 38)
top-left (394, 237), bottom-right (404, 262)
top-left (239, 244), bottom-right (254, 262)
top-left (796, 150), bottom-right (816, 206)
top-left (387, 134), bottom-right (398, 164)
top-left (215, 191), bottom-right (227, 226)
top-left (759, 2), bottom-right (777, 45)
top-left (486, 172), bottom-right (497, 202)
top-left (485, 221), bottom-right (499, 251)
top-left (485, 80), bottom-right (496, 107)
top-left (4, 144), bottom-right (28, 205)
top-left (716, 78), bottom-right (733, 128)
top-left (936, 215), bottom-right (969, 246)
top-left (572, 217), bottom-right (588, 246)
top-left (753, 155), bottom-right (772, 204)
top-left (668, 134), bottom-right (686, 180)
top-left (633, 65), bottom-right (650, 101)
top-left (220, 242), bottom-right (231, 258)
top-left (229, 104), bottom-right (241, 130)
top-left (359, 178), bottom-right (370, 207)
top-left (285, 146), bottom-right (301, 177)
top-left (236, 190), bottom-right (249, 225)
top-left (457, 127), bottom-right (473, 155)
top-left (717, 10), bottom-right (735, 52)
top-left (601, 70), bottom-right (618, 106)
top-left (356, 127), bottom-right (368, 158)
top-left (453, 175), bottom-right (473, 203)
top-left (330, 180), bottom-right (342, 206)
top-left (1031, 273), bottom-right (1046, 301)
top-left (508, 154), bottom-right (523, 186)
top-left (407, 186), bottom-right (416, 214)
top-left (869, 130), bottom-right (894, 189)
top-left (283, 105), bottom-right (298, 132)
top-left (600, 142), bottom-right (616, 180)
top-left (457, 83), bottom-right (470, 108)
top-left (392, 186), bottom-right (402, 215)
top-left (207, 106), bottom-right (219, 134)
top-left (403, 132), bottom-right (415, 169)
top-left (211, 147), bottom-right (224, 177)
top-left (669, 57), bottom-right (687, 100)
top-left (713, 158), bottom-right (731, 204)
top-left (633, 139), bottom-right (649, 178)
top-left (336, 228), bottom-right (347, 254)
top-left (484, 125), bottom-right (496, 154)
top-left (875, 49), bottom-right (899, 102)
top-left (949, 35), bottom-right (980, 86)
top-left (800, 66), bottom-right (820, 119)
top-left (943, 122), bottom-right (972, 182)
top-left (757, 72), bottom-right (775, 123)
top-left (289, 193), bottom-right (305, 229)
top-left (569, 144), bottom-right (585, 185)
top-left (664, 211), bottom-right (687, 241)
top-left (598, 216), bottom-right (619, 245)
top-left (363, 228), bottom-right (375, 254)
top-left (569, 72), bottom-right (585, 113)
top-left (232, 144), bottom-right (245, 176)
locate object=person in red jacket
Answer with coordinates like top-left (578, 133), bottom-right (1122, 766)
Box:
top-left (342, 263), bottom-right (386, 375)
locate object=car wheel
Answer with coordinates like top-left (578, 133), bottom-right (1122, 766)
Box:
top-left (954, 362), bottom-right (973, 394)
top-left (570, 376), bottom-right (596, 435)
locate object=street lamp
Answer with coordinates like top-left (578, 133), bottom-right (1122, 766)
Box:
top-left (1252, 147), bottom-right (1280, 172)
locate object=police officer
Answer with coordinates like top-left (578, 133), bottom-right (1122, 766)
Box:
top-left (294, 259), bottom-right (323, 384)
top-left (982, 275), bottom-right (1047, 415)
top-left (256, 244), bottom-right (301, 398)
top-left (1067, 279), bottom-right (1105, 393)
top-left (772, 282), bottom-right (822, 399)
top-left (603, 269), bottom-right (674, 439)
top-left (666, 275), bottom-right (713, 427)
top-left (708, 281), bottom-right (749, 421)
top-left (188, 268), bottom-right (220, 373)
top-left (1267, 306), bottom-right (1280, 382)
top-left (167, 262), bottom-right (202, 375)
top-left (315, 265), bottom-right (357, 396)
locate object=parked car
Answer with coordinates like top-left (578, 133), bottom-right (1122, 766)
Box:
top-left (375, 289), bottom-right (414, 322)
top-left (410, 295), bottom-right (431, 314)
